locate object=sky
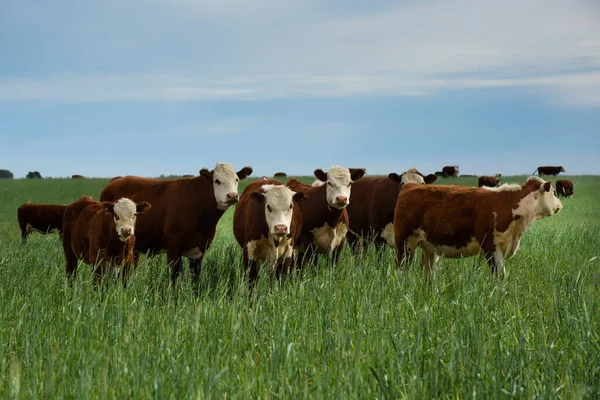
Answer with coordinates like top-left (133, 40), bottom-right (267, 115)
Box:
top-left (1, 0), bottom-right (599, 178)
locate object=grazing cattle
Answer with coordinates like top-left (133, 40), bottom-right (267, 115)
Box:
top-left (478, 175), bottom-right (501, 188)
top-left (273, 172), bottom-right (287, 178)
top-left (442, 165), bottom-right (460, 178)
top-left (62, 196), bottom-right (151, 284)
top-left (556, 179), bottom-right (574, 197)
top-left (71, 174), bottom-right (84, 179)
top-left (17, 203), bottom-right (66, 243)
top-left (99, 163), bottom-right (253, 285)
top-left (534, 166), bottom-right (565, 176)
top-left (233, 178), bottom-right (306, 288)
top-left (287, 166), bottom-right (366, 266)
top-left (434, 171), bottom-right (444, 177)
top-left (495, 173), bottom-right (502, 178)
top-left (346, 168), bottom-right (437, 252)
top-left (394, 176), bottom-right (562, 277)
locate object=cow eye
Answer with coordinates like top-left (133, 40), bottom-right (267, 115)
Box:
top-left (267, 205), bottom-right (272, 212)
top-left (348, 182), bottom-right (352, 187)
top-left (289, 204), bottom-right (293, 209)
top-left (327, 182), bottom-right (332, 186)
top-left (114, 215), bottom-right (120, 221)
top-left (215, 179), bottom-right (221, 185)
top-left (235, 178), bottom-right (239, 183)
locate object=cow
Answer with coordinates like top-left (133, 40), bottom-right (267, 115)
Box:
top-left (478, 175), bottom-right (501, 188)
top-left (99, 163), bottom-right (253, 285)
top-left (71, 174), bottom-right (84, 179)
top-left (233, 178), bottom-right (306, 289)
top-left (345, 168), bottom-right (437, 252)
top-left (183, 174), bottom-right (194, 178)
top-left (17, 203), bottom-right (66, 243)
top-left (287, 166), bottom-right (366, 267)
top-left (434, 171), bottom-right (444, 177)
top-left (311, 179), bottom-right (324, 187)
top-left (273, 172), bottom-right (287, 178)
top-left (442, 165), bottom-right (460, 178)
top-left (556, 179), bottom-right (574, 198)
top-left (534, 166), bottom-right (565, 176)
top-left (394, 176), bottom-right (562, 278)
top-left (61, 196), bottom-right (151, 285)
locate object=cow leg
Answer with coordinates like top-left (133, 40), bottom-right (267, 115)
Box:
top-left (188, 257), bottom-right (204, 288)
top-left (243, 248), bottom-right (259, 294)
top-left (62, 239), bottom-right (78, 283)
top-left (486, 250), bottom-right (506, 279)
top-left (93, 262), bottom-right (107, 287)
top-left (166, 249), bottom-right (183, 286)
top-left (20, 224), bottom-right (28, 244)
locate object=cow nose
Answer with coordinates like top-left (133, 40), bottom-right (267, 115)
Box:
top-left (121, 227), bottom-right (132, 235)
top-left (227, 192), bottom-right (238, 202)
top-left (336, 195), bottom-right (347, 204)
top-left (274, 224), bottom-right (288, 234)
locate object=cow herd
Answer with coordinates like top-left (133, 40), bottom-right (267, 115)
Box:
top-left (16, 163), bottom-right (571, 290)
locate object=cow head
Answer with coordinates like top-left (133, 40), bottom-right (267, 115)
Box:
top-left (200, 163), bottom-right (253, 211)
top-left (522, 177), bottom-right (563, 219)
top-left (251, 184), bottom-right (306, 238)
top-left (103, 198), bottom-right (151, 241)
top-left (389, 168), bottom-right (437, 185)
top-left (314, 166), bottom-right (365, 210)
top-left (560, 166), bottom-right (566, 172)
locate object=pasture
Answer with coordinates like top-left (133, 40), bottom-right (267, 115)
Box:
top-left (0, 175), bottom-right (599, 398)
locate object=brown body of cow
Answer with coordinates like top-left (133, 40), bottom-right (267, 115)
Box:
top-left (442, 165), bottom-right (459, 178)
top-left (273, 172), bottom-right (287, 178)
top-left (233, 178), bottom-right (305, 287)
top-left (17, 203), bottom-right (66, 243)
top-left (99, 164), bottom-right (252, 285)
top-left (556, 179), bottom-right (574, 197)
top-left (71, 174), bottom-right (84, 179)
top-left (478, 175), bottom-right (501, 188)
top-left (394, 177), bottom-right (562, 277)
top-left (61, 196), bottom-right (150, 285)
top-left (346, 168), bottom-right (437, 252)
top-left (535, 166), bottom-right (565, 176)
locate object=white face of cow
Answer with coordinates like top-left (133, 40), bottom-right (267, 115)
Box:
top-left (534, 181), bottom-right (563, 218)
top-left (212, 163), bottom-right (241, 211)
top-left (260, 184), bottom-right (297, 238)
top-left (401, 172), bottom-right (425, 185)
top-left (106, 198), bottom-right (151, 241)
top-left (315, 166), bottom-right (365, 210)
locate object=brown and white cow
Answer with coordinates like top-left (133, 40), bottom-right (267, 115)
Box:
top-left (287, 166), bottom-right (366, 266)
top-left (17, 203), bottom-right (66, 243)
top-left (478, 175), bottom-right (501, 188)
top-left (345, 168), bottom-right (437, 252)
top-left (233, 178), bottom-right (306, 288)
top-left (534, 166), bottom-right (565, 176)
top-left (394, 176), bottom-right (562, 277)
top-left (442, 165), bottom-right (460, 178)
top-left (99, 162), bottom-right (253, 285)
top-left (556, 179), bottom-right (574, 197)
top-left (62, 196), bottom-right (151, 285)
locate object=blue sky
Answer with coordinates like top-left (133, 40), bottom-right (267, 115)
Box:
top-left (1, 0), bottom-right (599, 178)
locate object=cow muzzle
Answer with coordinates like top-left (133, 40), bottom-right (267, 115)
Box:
top-left (332, 195), bottom-right (349, 209)
top-left (273, 224), bottom-right (289, 238)
top-left (119, 226), bottom-right (133, 241)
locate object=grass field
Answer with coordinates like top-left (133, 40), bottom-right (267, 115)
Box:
top-left (1, 175), bottom-right (599, 398)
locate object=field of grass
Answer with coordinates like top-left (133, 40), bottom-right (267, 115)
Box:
top-left (0, 175), bottom-right (599, 398)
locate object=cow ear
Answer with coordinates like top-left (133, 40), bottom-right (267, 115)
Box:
top-left (200, 168), bottom-right (213, 181)
top-left (388, 173), bottom-right (402, 183)
top-left (314, 169), bottom-right (327, 182)
top-left (424, 174), bottom-right (437, 184)
top-left (543, 181), bottom-right (552, 192)
top-left (103, 201), bottom-right (115, 214)
top-left (251, 192), bottom-right (265, 202)
top-left (293, 191), bottom-right (307, 203)
top-left (136, 201), bottom-right (151, 214)
top-left (237, 167), bottom-right (253, 180)
top-left (350, 168), bottom-right (366, 181)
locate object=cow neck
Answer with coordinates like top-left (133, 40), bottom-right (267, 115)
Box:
top-left (499, 182), bottom-right (540, 223)
top-left (189, 177), bottom-right (226, 226)
top-left (305, 184), bottom-right (345, 228)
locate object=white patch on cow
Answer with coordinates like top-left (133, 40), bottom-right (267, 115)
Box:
top-left (312, 179), bottom-right (324, 187)
top-left (483, 183), bottom-right (521, 192)
top-left (262, 184), bottom-right (296, 237)
top-left (381, 223), bottom-right (396, 247)
top-left (246, 235), bottom-right (293, 269)
top-left (182, 247), bottom-right (203, 260)
top-left (407, 228), bottom-right (482, 261)
top-left (112, 198), bottom-right (139, 241)
top-left (311, 222), bottom-right (348, 253)
top-left (401, 172), bottom-right (425, 185)
top-left (213, 162), bottom-right (241, 211)
top-left (324, 166), bottom-right (353, 209)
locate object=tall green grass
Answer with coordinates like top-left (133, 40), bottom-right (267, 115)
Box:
top-left (0, 175), bottom-right (599, 398)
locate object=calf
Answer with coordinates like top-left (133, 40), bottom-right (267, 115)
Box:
top-left (478, 175), bottom-right (501, 188)
top-left (287, 166), bottom-right (365, 266)
top-left (556, 179), bottom-right (573, 197)
top-left (346, 168), bottom-right (436, 252)
top-left (62, 196), bottom-right (151, 284)
top-left (99, 162), bottom-right (252, 285)
top-left (394, 176), bottom-right (562, 277)
top-left (233, 178), bottom-right (306, 288)
top-left (17, 203), bottom-right (66, 243)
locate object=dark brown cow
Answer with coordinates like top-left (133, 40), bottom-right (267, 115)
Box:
top-left (346, 168), bottom-right (437, 252)
top-left (442, 165), bottom-right (459, 178)
top-left (17, 203), bottom-right (66, 243)
top-left (556, 179), bottom-right (574, 197)
top-left (62, 196), bottom-right (150, 285)
top-left (478, 175), bottom-right (501, 188)
top-left (273, 172), bottom-right (287, 178)
top-left (233, 178), bottom-right (306, 288)
top-left (71, 174), bottom-right (84, 179)
top-left (534, 166), bottom-right (565, 176)
top-left (99, 163), bottom-right (253, 285)
top-left (183, 174), bottom-right (194, 178)
top-left (287, 166), bottom-right (365, 266)
top-left (394, 177), bottom-right (562, 277)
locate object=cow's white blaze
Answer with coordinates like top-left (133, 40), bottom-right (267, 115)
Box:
top-left (213, 162), bottom-right (241, 211)
top-left (311, 222), bottom-right (348, 253)
top-left (246, 236), bottom-right (294, 268)
top-left (401, 172), bottom-right (425, 185)
top-left (324, 166), bottom-right (353, 209)
top-left (112, 198), bottom-right (139, 241)
top-left (381, 223), bottom-right (396, 247)
top-left (262, 184), bottom-right (296, 237)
